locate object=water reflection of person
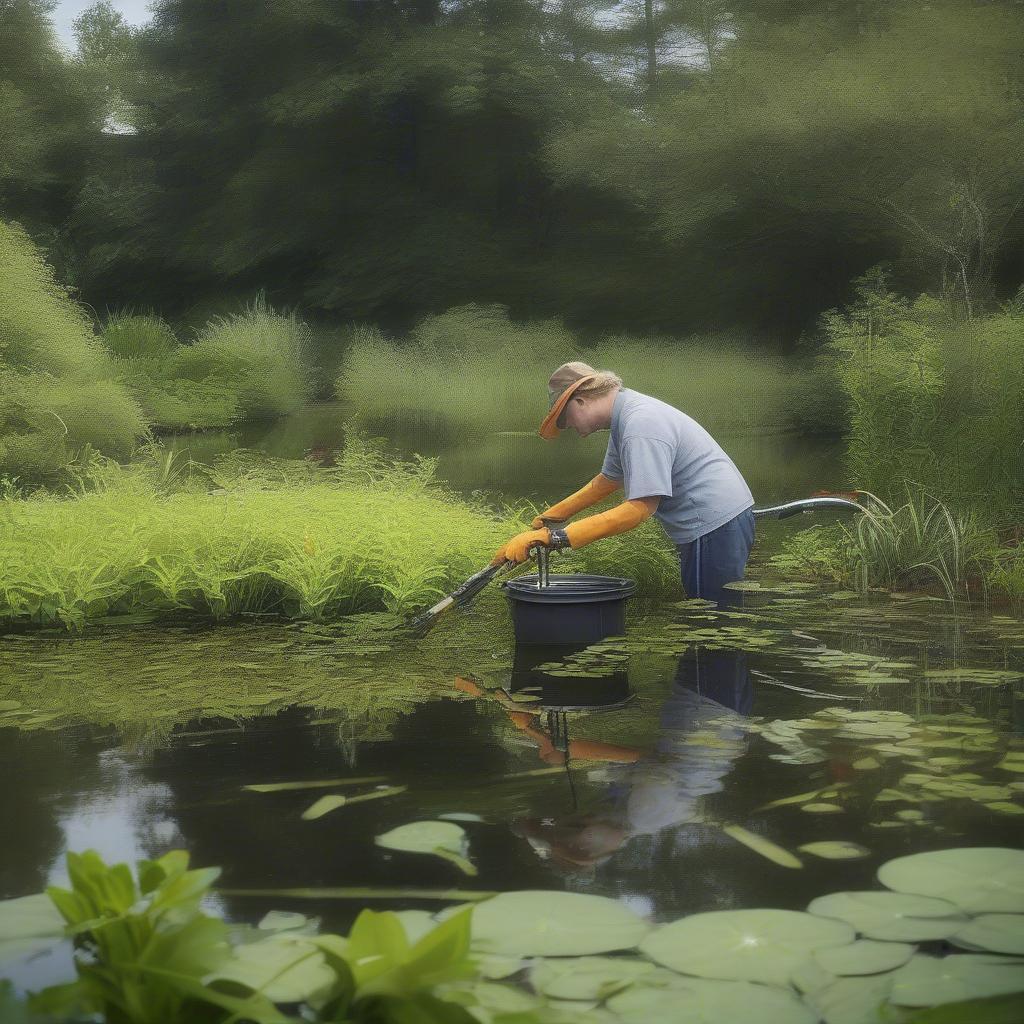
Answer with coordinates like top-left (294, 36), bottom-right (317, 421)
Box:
top-left (466, 644), bottom-right (754, 872)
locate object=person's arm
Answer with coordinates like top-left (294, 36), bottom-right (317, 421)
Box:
top-left (555, 495), bottom-right (660, 549)
top-left (531, 473), bottom-right (622, 528)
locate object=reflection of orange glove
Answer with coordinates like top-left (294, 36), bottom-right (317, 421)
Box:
top-left (531, 475), bottom-right (622, 529)
top-left (562, 500), bottom-right (654, 549)
top-left (491, 527), bottom-right (551, 566)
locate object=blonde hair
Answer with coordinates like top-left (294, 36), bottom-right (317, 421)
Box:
top-left (547, 361), bottom-right (622, 401)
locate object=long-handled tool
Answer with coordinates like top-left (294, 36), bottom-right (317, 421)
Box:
top-left (408, 493), bottom-right (866, 635)
top-left (407, 516), bottom-right (567, 635)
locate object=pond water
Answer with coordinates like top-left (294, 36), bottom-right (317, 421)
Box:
top-left (2, 409), bottom-right (1022, 1001)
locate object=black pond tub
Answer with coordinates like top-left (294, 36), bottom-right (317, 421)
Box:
top-left (502, 573), bottom-right (637, 645)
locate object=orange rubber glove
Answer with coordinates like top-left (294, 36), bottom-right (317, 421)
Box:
top-left (531, 474), bottom-right (622, 529)
top-left (562, 499), bottom-right (655, 549)
top-left (490, 527), bottom-right (551, 566)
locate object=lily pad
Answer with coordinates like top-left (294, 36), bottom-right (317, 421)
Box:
top-left (0, 893), bottom-right (66, 963)
top-left (639, 909), bottom-right (854, 986)
top-left (950, 915), bottom-right (1024, 955)
top-left (210, 932), bottom-right (334, 1002)
top-left (888, 954), bottom-right (1024, 1007)
top-left (471, 891), bottom-right (649, 957)
top-left (814, 940), bottom-right (915, 976)
top-left (805, 974), bottom-right (894, 1024)
top-left (798, 842), bottom-right (870, 861)
top-left (529, 956), bottom-right (654, 1000)
top-left (877, 848), bottom-right (1024, 914)
top-left (375, 821), bottom-right (476, 876)
top-left (807, 892), bottom-right (965, 942)
top-left (605, 973), bottom-right (817, 1024)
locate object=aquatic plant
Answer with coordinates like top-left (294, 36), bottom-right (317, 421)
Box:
top-left (770, 490), bottom-right (998, 601)
top-left (0, 436), bottom-right (681, 632)
top-left (2, 846), bottom-right (1022, 1022)
top-left (336, 304), bottom-right (813, 437)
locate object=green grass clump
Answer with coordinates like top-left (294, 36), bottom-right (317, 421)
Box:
top-left (0, 434), bottom-right (681, 632)
top-left (170, 295), bottom-right (314, 420)
top-left (336, 304), bottom-right (813, 438)
top-left (770, 488), bottom-right (997, 601)
top-left (0, 222), bottom-right (148, 482)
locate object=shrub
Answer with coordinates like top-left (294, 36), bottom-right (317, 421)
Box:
top-left (171, 295), bottom-right (314, 419)
top-left (0, 222), bottom-right (148, 481)
top-left (824, 267), bottom-right (1024, 523)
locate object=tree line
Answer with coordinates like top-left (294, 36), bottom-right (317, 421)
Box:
top-left (3, 0), bottom-right (1023, 342)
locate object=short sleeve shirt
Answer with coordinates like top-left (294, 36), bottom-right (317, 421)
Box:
top-left (600, 388), bottom-right (753, 544)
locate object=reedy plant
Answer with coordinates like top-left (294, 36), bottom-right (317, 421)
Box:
top-left (838, 487), bottom-right (989, 600)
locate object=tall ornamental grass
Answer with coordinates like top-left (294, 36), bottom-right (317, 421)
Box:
top-left (336, 304), bottom-right (816, 438)
top-left (0, 222), bottom-right (148, 481)
top-left (0, 434), bottom-right (680, 632)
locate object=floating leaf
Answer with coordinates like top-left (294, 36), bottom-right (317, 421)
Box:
top-left (209, 932), bottom-right (334, 1002)
top-left (814, 940), bottom-right (915, 976)
top-left (721, 825), bottom-right (802, 869)
top-left (605, 974), bottom-right (817, 1024)
top-left (807, 892), bottom-right (966, 942)
top-left (219, 886), bottom-right (496, 901)
top-left (877, 848), bottom-right (1024, 914)
top-left (638, 909), bottom-right (854, 987)
top-left (530, 956), bottom-right (654, 1001)
top-left (805, 974), bottom-right (894, 1024)
top-left (951, 915), bottom-right (1024, 956)
top-left (802, 803), bottom-right (844, 814)
top-left (889, 955), bottom-right (1024, 1007)
top-left (984, 802), bottom-right (1024, 815)
top-left (257, 911), bottom-right (309, 932)
top-left (301, 795), bottom-right (347, 820)
top-left (471, 891), bottom-right (649, 957)
top-left (376, 821), bottom-right (476, 876)
top-left (798, 842), bottom-right (870, 861)
top-left (245, 775), bottom-right (387, 793)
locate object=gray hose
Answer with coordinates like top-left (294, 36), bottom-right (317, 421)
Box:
top-left (752, 496), bottom-right (864, 520)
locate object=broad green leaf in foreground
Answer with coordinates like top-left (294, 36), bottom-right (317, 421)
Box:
top-left (529, 956), bottom-right (655, 1001)
top-left (639, 909), bottom-right (854, 986)
top-left (814, 939), bottom-right (916, 976)
top-left (471, 891), bottom-right (650, 957)
top-left (877, 849), bottom-right (1024, 914)
top-left (807, 892), bottom-right (965, 942)
top-left (888, 954), bottom-right (1024, 1007)
top-left (950, 915), bottom-right (1024, 956)
top-left (605, 973), bottom-right (818, 1024)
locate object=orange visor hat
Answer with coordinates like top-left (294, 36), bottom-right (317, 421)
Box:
top-left (538, 374), bottom-right (597, 440)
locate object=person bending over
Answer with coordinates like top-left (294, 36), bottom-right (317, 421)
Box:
top-left (492, 362), bottom-right (756, 604)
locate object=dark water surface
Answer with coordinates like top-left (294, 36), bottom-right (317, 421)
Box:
top-left (2, 412), bottom-right (1022, 993)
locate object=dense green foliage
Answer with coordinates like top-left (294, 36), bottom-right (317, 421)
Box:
top-left (337, 304), bottom-right (821, 437)
top-left (0, 219), bottom-right (147, 480)
top-left (823, 270), bottom-right (1024, 522)
top-left (100, 300), bottom-right (315, 430)
top-left (0, 434), bottom-right (679, 631)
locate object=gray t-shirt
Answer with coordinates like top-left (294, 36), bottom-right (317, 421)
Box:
top-left (600, 388), bottom-right (754, 544)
